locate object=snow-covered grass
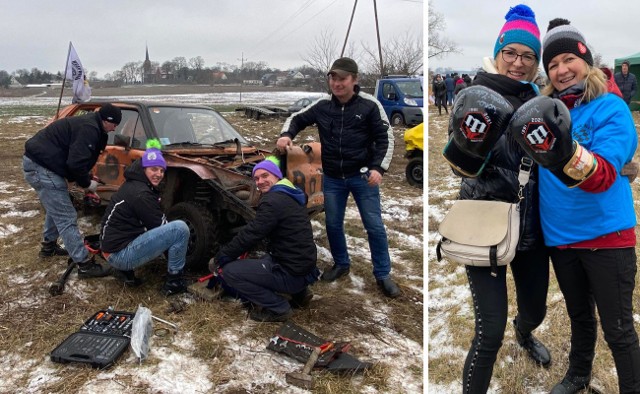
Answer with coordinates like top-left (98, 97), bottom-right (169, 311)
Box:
top-left (0, 93), bottom-right (424, 393)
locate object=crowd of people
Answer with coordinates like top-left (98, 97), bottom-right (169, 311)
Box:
top-left (441, 3), bottom-right (640, 394)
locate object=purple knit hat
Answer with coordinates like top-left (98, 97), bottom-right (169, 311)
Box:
top-left (252, 157), bottom-right (283, 179)
top-left (142, 148), bottom-right (166, 169)
top-left (493, 4), bottom-right (541, 62)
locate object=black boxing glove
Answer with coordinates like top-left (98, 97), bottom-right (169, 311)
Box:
top-left (508, 95), bottom-right (596, 187)
top-left (443, 86), bottom-right (514, 177)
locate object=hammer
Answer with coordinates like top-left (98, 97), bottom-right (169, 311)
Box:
top-left (285, 346), bottom-right (320, 389)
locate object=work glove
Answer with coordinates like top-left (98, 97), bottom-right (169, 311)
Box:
top-left (85, 180), bottom-right (99, 193)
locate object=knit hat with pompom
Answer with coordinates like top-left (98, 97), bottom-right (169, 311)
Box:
top-left (542, 18), bottom-right (593, 75)
top-left (493, 4), bottom-right (541, 62)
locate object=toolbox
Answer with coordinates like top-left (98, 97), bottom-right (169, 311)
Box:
top-left (50, 308), bottom-right (135, 369)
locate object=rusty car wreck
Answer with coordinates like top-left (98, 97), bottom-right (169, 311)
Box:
top-left (56, 101), bottom-right (323, 269)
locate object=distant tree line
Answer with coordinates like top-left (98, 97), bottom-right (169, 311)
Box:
top-left (0, 29), bottom-right (423, 89)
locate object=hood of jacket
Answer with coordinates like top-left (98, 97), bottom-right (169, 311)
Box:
top-left (124, 159), bottom-right (156, 188)
top-left (269, 178), bottom-right (307, 206)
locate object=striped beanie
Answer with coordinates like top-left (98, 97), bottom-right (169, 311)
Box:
top-left (542, 18), bottom-right (593, 75)
top-left (493, 4), bottom-right (541, 62)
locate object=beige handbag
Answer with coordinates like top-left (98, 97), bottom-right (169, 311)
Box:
top-left (436, 158), bottom-right (532, 276)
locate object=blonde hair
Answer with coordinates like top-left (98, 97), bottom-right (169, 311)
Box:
top-left (542, 63), bottom-right (607, 102)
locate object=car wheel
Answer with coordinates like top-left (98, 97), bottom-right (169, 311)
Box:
top-left (406, 157), bottom-right (423, 188)
top-left (391, 113), bottom-right (405, 127)
top-left (166, 201), bottom-right (219, 271)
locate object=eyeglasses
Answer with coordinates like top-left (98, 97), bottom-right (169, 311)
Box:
top-left (501, 49), bottom-right (537, 66)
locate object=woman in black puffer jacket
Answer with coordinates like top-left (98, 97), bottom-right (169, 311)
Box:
top-left (445, 5), bottom-right (551, 394)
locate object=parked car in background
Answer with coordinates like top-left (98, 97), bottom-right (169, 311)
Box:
top-left (374, 76), bottom-right (424, 127)
top-left (287, 97), bottom-right (317, 113)
top-left (56, 101), bottom-right (324, 270)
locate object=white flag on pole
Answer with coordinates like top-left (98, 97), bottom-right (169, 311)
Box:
top-left (66, 43), bottom-right (91, 103)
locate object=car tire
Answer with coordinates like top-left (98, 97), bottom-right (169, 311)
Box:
top-left (166, 201), bottom-right (218, 271)
top-left (406, 157), bottom-right (423, 188)
top-left (391, 113), bottom-right (405, 127)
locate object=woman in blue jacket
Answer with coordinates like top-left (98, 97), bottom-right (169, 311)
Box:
top-left (539, 19), bottom-right (640, 393)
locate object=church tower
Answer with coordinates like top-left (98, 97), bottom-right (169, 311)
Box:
top-left (143, 44), bottom-right (152, 84)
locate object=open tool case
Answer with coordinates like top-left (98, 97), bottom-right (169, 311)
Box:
top-left (50, 308), bottom-right (135, 369)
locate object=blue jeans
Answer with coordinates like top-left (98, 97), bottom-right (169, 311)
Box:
top-left (22, 155), bottom-right (89, 263)
top-left (106, 220), bottom-right (189, 274)
top-left (222, 255), bottom-right (307, 314)
top-left (322, 174), bottom-right (391, 279)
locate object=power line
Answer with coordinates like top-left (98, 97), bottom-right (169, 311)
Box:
top-left (249, 0), bottom-right (341, 62)
top-left (246, 0), bottom-right (316, 54)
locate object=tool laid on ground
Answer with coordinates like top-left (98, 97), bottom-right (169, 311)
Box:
top-left (286, 346), bottom-right (321, 389)
top-left (50, 307), bottom-right (135, 369)
top-left (49, 258), bottom-right (77, 296)
top-left (268, 321), bottom-right (373, 376)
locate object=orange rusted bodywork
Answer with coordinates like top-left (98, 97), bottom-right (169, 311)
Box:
top-left (56, 100), bottom-right (324, 268)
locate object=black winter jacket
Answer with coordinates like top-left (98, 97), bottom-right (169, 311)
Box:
top-left (24, 112), bottom-right (108, 188)
top-left (217, 181), bottom-right (317, 276)
top-left (614, 71), bottom-right (638, 104)
top-left (433, 80), bottom-right (447, 100)
top-left (281, 86), bottom-right (394, 178)
top-left (455, 71), bottom-right (544, 250)
top-left (100, 160), bottom-right (166, 253)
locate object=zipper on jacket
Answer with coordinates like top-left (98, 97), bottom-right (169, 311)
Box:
top-left (339, 105), bottom-right (345, 178)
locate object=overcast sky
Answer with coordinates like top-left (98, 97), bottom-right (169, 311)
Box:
top-left (429, 0), bottom-right (639, 74)
top-left (1, 0), bottom-right (424, 78)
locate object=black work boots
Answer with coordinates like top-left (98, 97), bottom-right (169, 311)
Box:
top-left (162, 272), bottom-right (188, 296)
top-left (77, 258), bottom-right (112, 279)
top-left (39, 241), bottom-right (69, 257)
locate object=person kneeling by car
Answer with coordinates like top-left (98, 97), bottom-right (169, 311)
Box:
top-left (212, 156), bottom-right (320, 322)
top-left (99, 140), bottom-right (190, 296)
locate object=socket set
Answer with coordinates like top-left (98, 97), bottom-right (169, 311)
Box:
top-left (51, 308), bottom-right (135, 369)
top-left (80, 310), bottom-right (134, 336)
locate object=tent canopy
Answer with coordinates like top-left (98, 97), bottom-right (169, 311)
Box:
top-left (614, 52), bottom-right (640, 67)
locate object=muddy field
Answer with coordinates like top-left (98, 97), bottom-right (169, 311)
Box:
top-left (0, 101), bottom-right (424, 393)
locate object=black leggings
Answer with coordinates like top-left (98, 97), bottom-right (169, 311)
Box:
top-left (551, 247), bottom-right (640, 393)
top-left (462, 247), bottom-right (550, 394)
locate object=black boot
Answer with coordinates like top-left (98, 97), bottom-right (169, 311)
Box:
top-left (290, 287), bottom-right (313, 309)
top-left (39, 241), bottom-right (69, 257)
top-left (162, 272), bottom-right (188, 296)
top-left (550, 373), bottom-right (591, 394)
top-left (249, 308), bottom-right (292, 322)
top-left (376, 277), bottom-right (401, 298)
top-left (112, 269), bottom-right (143, 287)
top-left (513, 318), bottom-right (551, 367)
top-left (320, 265), bottom-right (350, 282)
top-left (77, 258), bottom-right (112, 278)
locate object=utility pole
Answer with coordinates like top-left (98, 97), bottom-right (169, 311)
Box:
top-left (373, 0), bottom-right (384, 77)
top-left (238, 52), bottom-right (247, 102)
top-left (341, 0), bottom-right (358, 57)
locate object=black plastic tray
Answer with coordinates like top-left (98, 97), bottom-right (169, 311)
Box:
top-left (50, 309), bottom-right (135, 369)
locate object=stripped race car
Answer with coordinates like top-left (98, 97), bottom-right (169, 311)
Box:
top-left (56, 101), bottom-right (324, 269)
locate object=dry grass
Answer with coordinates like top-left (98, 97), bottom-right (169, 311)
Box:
top-left (0, 103), bottom-right (423, 393)
top-left (427, 104), bottom-right (640, 393)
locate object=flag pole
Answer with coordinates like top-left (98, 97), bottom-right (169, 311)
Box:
top-left (55, 42), bottom-right (72, 120)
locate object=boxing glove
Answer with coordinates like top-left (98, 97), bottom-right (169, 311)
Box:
top-left (443, 86), bottom-right (514, 177)
top-left (508, 95), bottom-right (596, 187)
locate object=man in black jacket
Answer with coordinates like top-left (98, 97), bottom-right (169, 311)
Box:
top-left (100, 144), bottom-right (190, 295)
top-left (212, 157), bottom-right (319, 322)
top-left (614, 60), bottom-right (638, 106)
top-left (276, 57), bottom-right (400, 298)
top-left (23, 104), bottom-right (121, 278)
